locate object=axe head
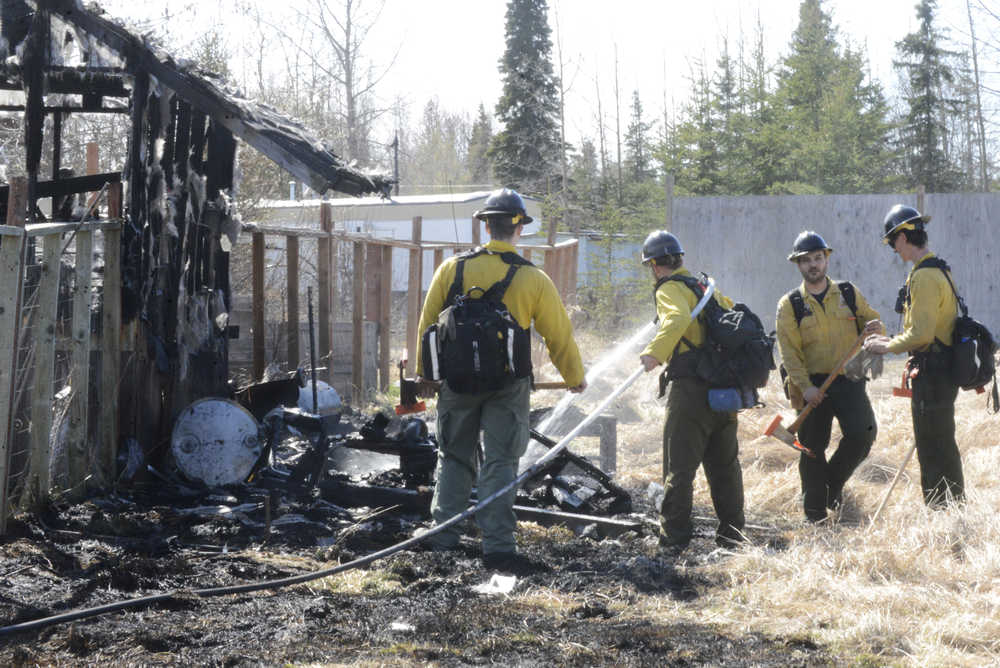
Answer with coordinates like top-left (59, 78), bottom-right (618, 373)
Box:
top-left (763, 414), bottom-right (815, 458)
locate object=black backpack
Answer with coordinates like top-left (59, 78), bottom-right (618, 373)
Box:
top-left (420, 249), bottom-right (532, 394)
top-left (659, 273), bottom-right (775, 393)
top-left (778, 282), bottom-right (861, 398)
top-left (899, 257), bottom-right (998, 410)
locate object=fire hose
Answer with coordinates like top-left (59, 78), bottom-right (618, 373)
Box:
top-left (0, 365), bottom-right (645, 637)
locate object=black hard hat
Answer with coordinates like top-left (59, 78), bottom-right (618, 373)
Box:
top-left (882, 204), bottom-right (930, 245)
top-left (473, 188), bottom-right (533, 224)
top-left (787, 230), bottom-right (832, 262)
top-left (641, 230), bottom-right (684, 264)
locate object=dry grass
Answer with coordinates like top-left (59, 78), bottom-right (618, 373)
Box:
top-left (545, 328), bottom-right (1000, 666)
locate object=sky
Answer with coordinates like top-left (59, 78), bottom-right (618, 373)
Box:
top-left (99, 0), bottom-right (990, 148)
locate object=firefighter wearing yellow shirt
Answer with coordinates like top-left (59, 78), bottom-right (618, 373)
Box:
top-left (776, 231), bottom-right (884, 522)
top-left (638, 230), bottom-right (745, 551)
top-left (416, 188), bottom-right (586, 571)
top-left (865, 205), bottom-right (964, 507)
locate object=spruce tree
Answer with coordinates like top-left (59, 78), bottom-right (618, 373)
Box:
top-left (489, 0), bottom-right (562, 193)
top-left (467, 104), bottom-right (494, 185)
top-left (624, 90), bottom-right (654, 183)
top-left (772, 0), bottom-right (893, 193)
top-left (894, 0), bottom-right (963, 191)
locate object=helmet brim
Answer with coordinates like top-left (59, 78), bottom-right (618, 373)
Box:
top-left (787, 248), bottom-right (832, 262)
top-left (473, 208), bottom-right (533, 224)
top-left (882, 214), bottom-right (931, 243)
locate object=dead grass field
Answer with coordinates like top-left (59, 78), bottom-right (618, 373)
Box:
top-left (528, 328), bottom-right (1000, 666)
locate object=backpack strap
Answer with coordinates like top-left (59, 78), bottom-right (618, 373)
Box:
top-left (904, 256), bottom-right (968, 317)
top-left (445, 247), bottom-right (533, 306)
top-left (837, 281), bottom-right (862, 334)
top-left (788, 289), bottom-right (807, 326)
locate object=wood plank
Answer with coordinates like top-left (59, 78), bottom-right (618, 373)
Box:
top-left (433, 248), bottom-right (443, 271)
top-left (28, 233), bottom-right (62, 506)
top-left (352, 241), bottom-right (365, 405)
top-left (86, 142), bottom-right (99, 176)
top-left (98, 186), bottom-right (122, 487)
top-left (25, 220), bottom-right (120, 237)
top-left (65, 230), bottom-right (93, 494)
top-left (364, 240), bottom-right (381, 323)
top-left (0, 177), bottom-right (28, 533)
top-left (251, 232), bottom-right (265, 380)
top-left (567, 240), bottom-right (579, 305)
top-left (318, 204), bottom-right (332, 382)
top-left (471, 216), bottom-right (481, 246)
top-left (379, 244), bottom-right (392, 391)
top-left (286, 235), bottom-right (299, 369)
top-left (405, 217), bottom-right (422, 376)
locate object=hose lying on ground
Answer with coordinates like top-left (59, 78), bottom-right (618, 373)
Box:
top-left (0, 366), bottom-right (645, 637)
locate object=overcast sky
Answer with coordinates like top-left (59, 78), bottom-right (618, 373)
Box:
top-left (100, 0), bottom-right (990, 146)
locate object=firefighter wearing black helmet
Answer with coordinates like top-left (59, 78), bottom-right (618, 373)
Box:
top-left (638, 230), bottom-right (745, 551)
top-left (776, 231), bottom-right (884, 522)
top-left (415, 188), bottom-right (587, 572)
top-left (865, 205), bottom-right (964, 507)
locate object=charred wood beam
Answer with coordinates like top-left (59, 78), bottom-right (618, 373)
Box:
top-left (0, 104), bottom-right (130, 113)
top-left (1, 0), bottom-right (31, 50)
top-left (22, 7), bottom-right (47, 214)
top-left (121, 69), bottom-right (147, 324)
top-left (171, 101), bottom-right (191, 255)
top-left (0, 172), bottom-right (121, 201)
top-left (50, 113), bottom-right (61, 214)
top-left (0, 64), bottom-right (130, 95)
top-left (34, 0), bottom-right (391, 197)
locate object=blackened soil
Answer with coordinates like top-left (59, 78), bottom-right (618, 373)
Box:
top-left (0, 486), bottom-right (829, 667)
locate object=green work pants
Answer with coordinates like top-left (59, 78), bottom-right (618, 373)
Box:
top-left (429, 377), bottom-right (530, 555)
top-left (911, 368), bottom-right (964, 506)
top-left (797, 375), bottom-right (876, 521)
top-left (660, 377), bottom-right (745, 546)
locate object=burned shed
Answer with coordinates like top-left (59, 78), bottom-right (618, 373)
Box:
top-left (0, 0), bottom-right (391, 522)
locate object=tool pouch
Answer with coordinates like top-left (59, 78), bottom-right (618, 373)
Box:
top-left (708, 388), bottom-right (742, 412)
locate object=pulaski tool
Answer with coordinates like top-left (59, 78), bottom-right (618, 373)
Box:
top-left (763, 329), bottom-right (869, 457)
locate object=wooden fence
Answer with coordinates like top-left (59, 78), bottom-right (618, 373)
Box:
top-left (0, 178), bottom-right (122, 533)
top-left (243, 203), bottom-right (579, 404)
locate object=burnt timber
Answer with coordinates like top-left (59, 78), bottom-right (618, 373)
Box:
top-left (1, 0), bottom-right (393, 500)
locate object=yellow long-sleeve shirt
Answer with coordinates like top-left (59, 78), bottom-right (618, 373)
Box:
top-left (640, 268), bottom-right (735, 364)
top-left (416, 240), bottom-right (585, 387)
top-left (886, 252), bottom-right (958, 355)
top-left (775, 278), bottom-right (882, 393)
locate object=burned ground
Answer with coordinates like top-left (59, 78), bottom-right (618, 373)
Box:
top-left (0, 476), bottom-right (830, 667)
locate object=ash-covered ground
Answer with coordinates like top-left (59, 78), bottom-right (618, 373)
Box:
top-left (0, 408), bottom-right (828, 666)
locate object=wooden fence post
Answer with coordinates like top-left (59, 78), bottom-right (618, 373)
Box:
top-left (28, 233), bottom-right (62, 506)
top-left (1, 177), bottom-right (28, 533)
top-left (917, 184), bottom-right (925, 213)
top-left (65, 229), bottom-right (93, 494)
top-left (99, 183), bottom-right (122, 487)
top-left (379, 244), bottom-right (392, 391)
top-left (567, 240), bottom-right (579, 305)
top-left (352, 241), bottom-right (365, 405)
top-left (319, 204), bottom-right (333, 382)
top-left (405, 217), bottom-right (422, 375)
top-left (286, 234), bottom-right (299, 370)
top-left (471, 216), bottom-right (481, 247)
top-left (251, 232), bottom-right (265, 380)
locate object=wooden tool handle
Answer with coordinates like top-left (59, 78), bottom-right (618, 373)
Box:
top-left (532, 381), bottom-right (568, 390)
top-left (415, 379), bottom-right (567, 391)
top-left (786, 330), bottom-right (867, 433)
